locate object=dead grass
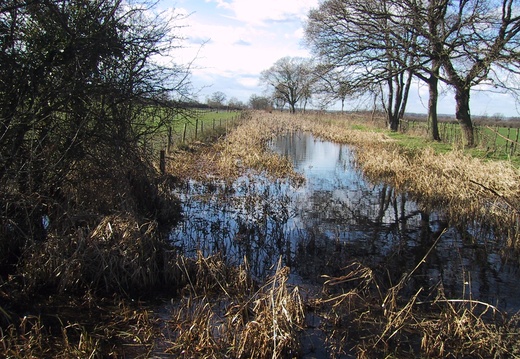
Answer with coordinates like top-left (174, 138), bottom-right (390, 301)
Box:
top-left (317, 258), bottom-right (520, 358)
top-left (16, 213), bottom-right (184, 297)
top-left (167, 111), bottom-right (305, 185)
top-left (0, 298), bottom-right (158, 358)
top-left (355, 143), bottom-right (520, 243)
top-left (167, 257), bottom-right (304, 358)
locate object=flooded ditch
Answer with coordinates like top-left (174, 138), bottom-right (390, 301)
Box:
top-left (170, 131), bottom-right (520, 313)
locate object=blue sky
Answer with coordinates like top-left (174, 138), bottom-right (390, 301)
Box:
top-left (159, 0), bottom-right (520, 118)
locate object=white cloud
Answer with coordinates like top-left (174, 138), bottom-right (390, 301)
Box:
top-left (236, 76), bottom-right (259, 88)
top-left (209, 0), bottom-right (318, 26)
top-left (165, 0), bottom-right (318, 104)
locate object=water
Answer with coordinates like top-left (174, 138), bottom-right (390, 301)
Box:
top-left (170, 132), bottom-right (520, 312)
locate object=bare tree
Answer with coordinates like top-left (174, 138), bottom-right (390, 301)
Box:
top-left (260, 57), bottom-right (316, 114)
top-left (249, 94), bottom-right (273, 111)
top-left (405, 0), bottom-right (520, 145)
top-left (208, 91), bottom-right (227, 111)
top-left (311, 64), bottom-right (353, 111)
top-left (227, 97), bottom-right (245, 109)
top-left (305, 0), bottom-right (415, 130)
top-left (306, 0), bottom-right (520, 144)
top-left (438, 0), bottom-right (520, 146)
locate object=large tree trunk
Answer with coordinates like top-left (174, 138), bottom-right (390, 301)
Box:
top-left (386, 77), bottom-right (400, 131)
top-left (428, 73), bottom-right (441, 141)
top-left (454, 86), bottom-right (474, 147)
top-left (397, 69), bottom-right (413, 120)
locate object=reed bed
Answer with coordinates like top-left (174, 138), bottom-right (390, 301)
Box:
top-left (0, 298), bottom-right (157, 358)
top-left (167, 111), bottom-right (305, 184)
top-left (316, 259), bottom-right (520, 358)
top-left (17, 213), bottom-right (181, 296)
top-left (162, 110), bottom-right (520, 357)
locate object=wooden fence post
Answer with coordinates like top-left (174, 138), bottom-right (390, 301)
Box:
top-left (195, 119), bottom-right (199, 139)
top-left (182, 123), bottom-right (187, 143)
top-left (160, 150), bottom-right (166, 175)
top-left (167, 126), bottom-right (172, 153)
top-left (506, 127), bottom-right (511, 153)
top-left (512, 127), bottom-right (520, 154)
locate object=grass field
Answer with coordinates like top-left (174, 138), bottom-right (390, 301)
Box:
top-left (402, 117), bottom-right (520, 165)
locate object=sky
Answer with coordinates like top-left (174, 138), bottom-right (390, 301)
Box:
top-left (159, 0), bottom-right (520, 118)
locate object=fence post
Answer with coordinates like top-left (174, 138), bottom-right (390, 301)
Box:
top-left (506, 127), bottom-right (511, 153)
top-left (160, 150), bottom-right (166, 175)
top-left (182, 123), bottom-right (187, 143)
top-left (512, 127), bottom-right (520, 154)
top-left (167, 126), bottom-right (172, 153)
top-left (494, 125), bottom-right (499, 152)
top-left (213, 118), bottom-right (216, 130)
top-left (195, 119), bottom-right (199, 139)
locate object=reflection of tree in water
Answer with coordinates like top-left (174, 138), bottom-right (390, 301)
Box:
top-left (171, 175), bottom-right (296, 279)
top-left (270, 132), bottom-right (308, 166)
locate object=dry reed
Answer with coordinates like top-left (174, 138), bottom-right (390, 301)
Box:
top-left (167, 257), bottom-right (304, 358)
top-left (17, 213), bottom-right (184, 296)
top-left (0, 298), bottom-right (157, 358)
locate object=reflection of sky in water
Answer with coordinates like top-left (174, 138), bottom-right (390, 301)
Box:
top-left (171, 132), bottom-right (520, 312)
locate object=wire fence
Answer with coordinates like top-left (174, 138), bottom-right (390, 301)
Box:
top-left (404, 118), bottom-right (520, 156)
top-left (147, 110), bottom-right (245, 173)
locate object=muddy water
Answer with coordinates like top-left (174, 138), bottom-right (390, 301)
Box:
top-left (171, 132), bottom-right (520, 312)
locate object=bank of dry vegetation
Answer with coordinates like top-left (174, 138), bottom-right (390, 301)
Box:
top-left (2, 110), bottom-right (520, 358)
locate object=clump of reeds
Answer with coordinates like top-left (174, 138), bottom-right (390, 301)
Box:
top-left (0, 298), bottom-right (158, 358)
top-left (316, 253), bottom-right (520, 358)
top-left (355, 144), bottom-right (520, 241)
top-left (167, 258), bottom-right (304, 358)
top-left (167, 111), bottom-right (306, 185)
top-left (16, 213), bottom-right (184, 297)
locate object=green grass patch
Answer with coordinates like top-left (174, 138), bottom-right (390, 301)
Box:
top-left (172, 109), bottom-right (241, 133)
top-left (384, 128), bottom-right (520, 167)
top-left (386, 131), bottom-right (453, 154)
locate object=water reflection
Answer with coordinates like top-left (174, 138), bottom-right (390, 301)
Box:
top-left (171, 132), bottom-right (520, 312)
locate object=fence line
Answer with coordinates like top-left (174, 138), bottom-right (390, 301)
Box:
top-left (405, 119), bottom-right (520, 156)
